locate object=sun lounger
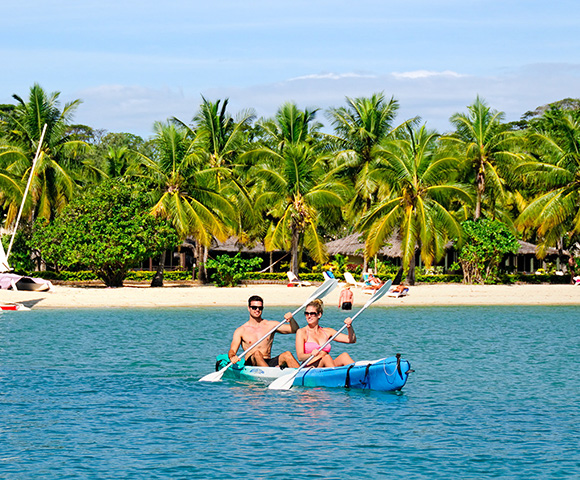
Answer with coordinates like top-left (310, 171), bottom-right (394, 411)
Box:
top-left (343, 272), bottom-right (364, 288)
top-left (286, 271), bottom-right (311, 287)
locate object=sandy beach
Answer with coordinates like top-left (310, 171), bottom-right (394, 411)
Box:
top-left (1, 283), bottom-right (579, 309)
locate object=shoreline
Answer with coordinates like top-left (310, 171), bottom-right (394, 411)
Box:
top-left (1, 283), bottom-right (579, 309)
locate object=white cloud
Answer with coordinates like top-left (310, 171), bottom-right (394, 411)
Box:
top-left (392, 70), bottom-right (466, 80)
top-left (70, 63), bottom-right (580, 138)
top-left (288, 73), bottom-right (378, 82)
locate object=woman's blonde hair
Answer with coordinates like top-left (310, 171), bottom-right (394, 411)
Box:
top-left (306, 298), bottom-right (324, 314)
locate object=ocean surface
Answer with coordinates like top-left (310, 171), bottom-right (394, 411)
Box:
top-left (1, 305), bottom-right (578, 479)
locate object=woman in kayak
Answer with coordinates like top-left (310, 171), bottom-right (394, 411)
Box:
top-left (294, 299), bottom-right (356, 368)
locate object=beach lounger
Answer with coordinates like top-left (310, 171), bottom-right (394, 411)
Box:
top-left (343, 272), bottom-right (365, 288)
top-left (286, 271), bottom-right (311, 287)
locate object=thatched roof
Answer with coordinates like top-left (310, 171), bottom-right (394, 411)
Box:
top-left (517, 240), bottom-right (561, 256)
top-left (326, 234), bottom-right (562, 258)
top-left (211, 237), bottom-right (267, 253)
top-left (326, 233), bottom-right (403, 258)
top-left (209, 236), bottom-right (286, 254)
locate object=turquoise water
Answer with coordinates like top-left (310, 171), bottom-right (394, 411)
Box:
top-left (1, 305), bottom-right (578, 479)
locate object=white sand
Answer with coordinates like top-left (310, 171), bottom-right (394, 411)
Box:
top-left (1, 283), bottom-right (579, 309)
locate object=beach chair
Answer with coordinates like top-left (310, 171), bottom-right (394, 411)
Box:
top-left (361, 272), bottom-right (383, 294)
top-left (286, 271), bottom-right (312, 287)
top-left (343, 272), bottom-right (365, 288)
top-left (322, 270), bottom-right (336, 281)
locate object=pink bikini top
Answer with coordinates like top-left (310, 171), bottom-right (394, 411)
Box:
top-left (304, 328), bottom-right (332, 354)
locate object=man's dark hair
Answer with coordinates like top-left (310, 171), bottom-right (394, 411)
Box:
top-left (248, 295), bottom-right (264, 306)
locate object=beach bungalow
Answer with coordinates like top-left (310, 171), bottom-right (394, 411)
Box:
top-left (325, 233), bottom-right (565, 275)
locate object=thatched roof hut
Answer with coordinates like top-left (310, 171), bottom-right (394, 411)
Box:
top-left (516, 240), bottom-right (560, 256)
top-left (325, 234), bottom-right (562, 260)
top-left (325, 233), bottom-right (403, 258)
top-left (210, 236), bottom-right (269, 254)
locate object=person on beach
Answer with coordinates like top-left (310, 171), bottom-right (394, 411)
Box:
top-left (228, 295), bottom-right (300, 368)
top-left (293, 299), bottom-right (355, 368)
top-left (338, 284), bottom-right (354, 310)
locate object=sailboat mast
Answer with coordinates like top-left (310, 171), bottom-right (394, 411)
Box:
top-left (5, 123), bottom-right (47, 262)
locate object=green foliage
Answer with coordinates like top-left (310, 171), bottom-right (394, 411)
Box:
top-left (206, 253), bottom-right (263, 287)
top-left (1, 227), bottom-right (36, 273)
top-left (458, 219), bottom-right (520, 284)
top-left (32, 180), bottom-right (179, 287)
top-left (416, 274), bottom-right (463, 283)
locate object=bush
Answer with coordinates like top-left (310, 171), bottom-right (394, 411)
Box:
top-left (416, 274), bottom-right (463, 283)
top-left (206, 254), bottom-right (263, 287)
top-left (33, 180), bottom-right (178, 287)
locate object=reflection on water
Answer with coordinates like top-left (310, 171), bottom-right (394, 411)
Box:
top-left (0, 305), bottom-right (578, 479)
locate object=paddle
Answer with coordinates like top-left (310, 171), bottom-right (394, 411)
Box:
top-left (268, 278), bottom-right (393, 390)
top-left (199, 278), bottom-right (339, 382)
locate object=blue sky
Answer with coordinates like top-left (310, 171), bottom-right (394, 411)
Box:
top-left (3, 1), bottom-right (580, 137)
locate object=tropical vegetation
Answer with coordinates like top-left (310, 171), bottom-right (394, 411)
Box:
top-left (33, 180), bottom-right (178, 287)
top-left (1, 84), bottom-right (579, 286)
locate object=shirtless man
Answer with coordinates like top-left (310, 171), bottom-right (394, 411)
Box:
top-left (228, 295), bottom-right (300, 368)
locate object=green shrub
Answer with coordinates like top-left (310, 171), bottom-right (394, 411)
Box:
top-left (206, 254), bottom-right (263, 287)
top-left (416, 274), bottom-right (463, 283)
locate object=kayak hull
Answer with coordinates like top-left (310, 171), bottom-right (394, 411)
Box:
top-left (216, 355), bottom-right (411, 392)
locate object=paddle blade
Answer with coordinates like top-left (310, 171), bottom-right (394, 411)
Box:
top-left (370, 279), bottom-right (392, 303)
top-left (198, 369), bottom-right (225, 382)
top-left (268, 371), bottom-right (297, 390)
top-left (309, 278), bottom-right (338, 302)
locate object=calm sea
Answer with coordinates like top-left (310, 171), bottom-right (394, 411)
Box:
top-left (1, 305), bottom-right (578, 479)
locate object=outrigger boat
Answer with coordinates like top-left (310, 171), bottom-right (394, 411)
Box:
top-left (0, 303), bottom-right (29, 311)
top-left (215, 354), bottom-right (412, 392)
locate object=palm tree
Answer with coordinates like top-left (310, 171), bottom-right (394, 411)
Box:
top-left (134, 121), bottom-right (234, 284)
top-left (516, 109), bottom-right (580, 256)
top-left (326, 93), bottom-right (418, 272)
top-left (359, 125), bottom-right (471, 284)
top-left (0, 83), bottom-right (87, 224)
top-left (189, 97), bottom-right (256, 240)
top-left (252, 143), bottom-right (349, 275)
top-left (445, 96), bottom-right (523, 220)
top-left (244, 103), bottom-right (349, 275)
top-left (326, 93), bottom-right (416, 215)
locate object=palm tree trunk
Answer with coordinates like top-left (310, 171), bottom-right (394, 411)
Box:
top-left (150, 251), bottom-right (166, 287)
top-left (291, 227), bottom-right (300, 275)
top-left (406, 253), bottom-right (416, 285)
top-left (201, 245), bottom-right (209, 283)
top-left (474, 168), bottom-right (485, 220)
top-left (194, 242), bottom-right (209, 283)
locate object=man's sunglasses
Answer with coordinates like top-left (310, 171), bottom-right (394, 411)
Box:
top-left (250, 305), bottom-right (263, 311)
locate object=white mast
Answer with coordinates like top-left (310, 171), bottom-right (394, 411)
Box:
top-left (5, 123), bottom-right (47, 263)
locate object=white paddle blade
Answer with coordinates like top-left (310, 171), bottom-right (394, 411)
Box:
top-left (371, 279), bottom-right (392, 303)
top-left (308, 278), bottom-right (337, 302)
top-left (199, 369), bottom-right (225, 382)
top-left (268, 371), bottom-right (296, 390)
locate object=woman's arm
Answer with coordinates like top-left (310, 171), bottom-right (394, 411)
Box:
top-left (325, 319), bottom-right (356, 344)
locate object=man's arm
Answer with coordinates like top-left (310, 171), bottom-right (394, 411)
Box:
top-left (228, 327), bottom-right (243, 363)
top-left (275, 312), bottom-right (299, 334)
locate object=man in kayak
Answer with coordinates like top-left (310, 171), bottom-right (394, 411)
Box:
top-left (228, 295), bottom-right (300, 368)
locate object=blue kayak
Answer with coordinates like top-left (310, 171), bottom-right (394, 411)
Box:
top-left (215, 354), bottom-right (412, 392)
